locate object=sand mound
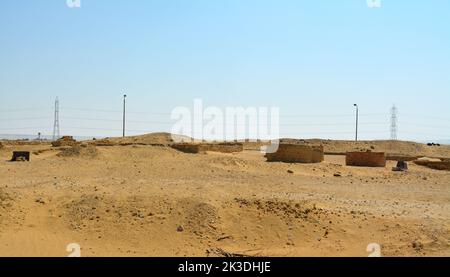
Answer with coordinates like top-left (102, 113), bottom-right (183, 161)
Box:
top-left (0, 188), bottom-right (12, 209)
top-left (0, 188), bottom-right (15, 226)
top-left (209, 156), bottom-right (250, 169)
top-left (107, 132), bottom-right (192, 146)
top-left (234, 198), bottom-right (317, 220)
top-left (180, 200), bottom-right (220, 239)
top-left (57, 144), bottom-right (99, 158)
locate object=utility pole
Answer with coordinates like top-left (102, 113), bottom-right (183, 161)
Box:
top-left (123, 94), bottom-right (127, 137)
top-left (353, 104), bottom-right (359, 141)
top-left (390, 104), bottom-right (398, 140)
top-left (53, 97), bottom-right (60, 141)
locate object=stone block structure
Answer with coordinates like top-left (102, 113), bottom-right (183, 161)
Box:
top-left (346, 152), bottom-right (386, 167)
top-left (265, 144), bottom-right (324, 163)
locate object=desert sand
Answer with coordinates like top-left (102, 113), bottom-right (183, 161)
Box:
top-left (0, 133), bottom-right (449, 257)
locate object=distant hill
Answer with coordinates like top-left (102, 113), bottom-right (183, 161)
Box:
top-left (0, 134), bottom-right (99, 141)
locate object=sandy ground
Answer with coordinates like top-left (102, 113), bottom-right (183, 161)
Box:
top-left (0, 141), bottom-right (449, 257)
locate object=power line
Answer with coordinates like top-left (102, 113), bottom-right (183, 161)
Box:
top-left (0, 117), bottom-right (52, 121)
top-left (0, 108), bottom-right (52, 113)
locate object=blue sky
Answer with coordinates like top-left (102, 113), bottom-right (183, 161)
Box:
top-left (0, 0), bottom-right (449, 141)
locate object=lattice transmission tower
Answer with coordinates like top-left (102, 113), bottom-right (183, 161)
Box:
top-left (390, 104), bottom-right (398, 140)
top-left (53, 97), bottom-right (60, 141)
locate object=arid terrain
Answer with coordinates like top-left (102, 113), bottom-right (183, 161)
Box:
top-left (0, 133), bottom-right (449, 257)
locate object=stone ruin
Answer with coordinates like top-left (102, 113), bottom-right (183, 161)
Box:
top-left (11, 151), bottom-right (30, 162)
top-left (392, 161), bottom-right (408, 172)
top-left (414, 158), bottom-right (450, 171)
top-left (51, 136), bottom-right (79, 147)
top-left (57, 144), bottom-right (99, 158)
top-left (265, 144), bottom-right (324, 163)
top-left (171, 142), bottom-right (244, 154)
top-left (345, 151), bottom-right (386, 167)
top-left (90, 138), bottom-right (116, 146)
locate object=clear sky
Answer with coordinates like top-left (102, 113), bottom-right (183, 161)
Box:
top-left (0, 0), bottom-right (449, 141)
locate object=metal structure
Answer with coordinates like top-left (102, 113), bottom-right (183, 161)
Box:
top-left (52, 97), bottom-right (60, 141)
top-left (353, 104), bottom-right (359, 141)
top-left (390, 105), bottom-right (398, 140)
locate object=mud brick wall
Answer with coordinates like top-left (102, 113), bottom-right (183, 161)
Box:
top-left (346, 152), bottom-right (386, 167)
top-left (265, 144), bottom-right (324, 163)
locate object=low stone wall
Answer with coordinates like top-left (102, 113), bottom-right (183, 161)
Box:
top-left (386, 154), bottom-right (420, 161)
top-left (203, 143), bottom-right (244, 153)
top-left (171, 143), bottom-right (201, 153)
top-left (346, 152), bottom-right (386, 167)
top-left (91, 139), bottom-right (116, 146)
top-left (414, 160), bottom-right (450, 171)
top-left (171, 143), bottom-right (244, 154)
top-left (265, 144), bottom-right (324, 163)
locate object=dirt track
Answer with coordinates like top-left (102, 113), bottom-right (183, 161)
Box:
top-left (0, 140), bottom-right (449, 257)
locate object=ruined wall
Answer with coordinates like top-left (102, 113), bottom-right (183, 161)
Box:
top-left (345, 152), bottom-right (386, 167)
top-left (90, 139), bottom-right (116, 146)
top-left (52, 136), bottom-right (78, 147)
top-left (171, 143), bottom-right (201, 153)
top-left (171, 143), bottom-right (243, 154)
top-left (201, 143), bottom-right (244, 153)
top-left (265, 144), bottom-right (324, 163)
top-left (386, 154), bottom-right (420, 161)
top-left (414, 160), bottom-right (450, 171)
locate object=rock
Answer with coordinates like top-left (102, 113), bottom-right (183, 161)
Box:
top-left (333, 172), bottom-right (342, 177)
top-left (287, 170), bottom-right (294, 174)
top-left (177, 225), bottom-right (184, 232)
top-left (392, 161), bottom-right (408, 172)
top-left (412, 241), bottom-right (424, 251)
top-left (35, 198), bottom-right (45, 204)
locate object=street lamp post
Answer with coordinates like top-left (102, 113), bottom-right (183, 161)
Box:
top-left (123, 94), bottom-right (127, 138)
top-left (353, 104), bottom-right (359, 141)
